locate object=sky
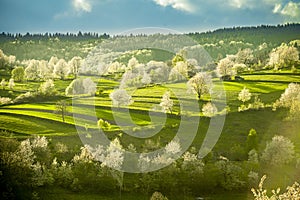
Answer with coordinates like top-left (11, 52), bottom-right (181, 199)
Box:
top-left (0, 0), bottom-right (300, 34)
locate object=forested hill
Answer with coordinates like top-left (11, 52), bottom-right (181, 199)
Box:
top-left (0, 23), bottom-right (299, 61)
top-left (187, 23), bottom-right (300, 60)
top-left (188, 23), bottom-right (300, 45)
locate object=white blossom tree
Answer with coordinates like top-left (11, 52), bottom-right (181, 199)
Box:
top-left (216, 56), bottom-right (236, 78)
top-left (53, 59), bottom-right (68, 80)
top-left (160, 91), bottom-right (174, 114)
top-left (38, 79), bottom-right (56, 96)
top-left (48, 56), bottom-right (58, 72)
top-left (65, 78), bottom-right (97, 96)
top-left (261, 135), bottom-right (295, 166)
top-left (233, 63), bottom-right (247, 74)
top-left (141, 72), bottom-right (152, 85)
top-left (275, 83), bottom-right (300, 119)
top-left (165, 140), bottom-right (181, 155)
top-left (101, 138), bottom-right (124, 170)
top-left (238, 87), bottom-right (252, 104)
top-left (38, 60), bottom-right (52, 80)
top-left (202, 102), bottom-right (218, 117)
top-left (1, 78), bottom-right (6, 89)
top-left (187, 72), bottom-right (213, 100)
top-left (127, 57), bottom-right (139, 70)
top-left (8, 78), bottom-right (15, 90)
top-left (68, 56), bottom-right (82, 78)
top-left (82, 78), bottom-right (97, 95)
top-left (268, 43), bottom-right (299, 69)
top-left (168, 61), bottom-right (188, 82)
top-left (109, 89), bottom-right (133, 107)
top-left (25, 59), bottom-right (39, 80)
top-left (236, 48), bottom-right (254, 65)
top-left (107, 61), bottom-right (124, 74)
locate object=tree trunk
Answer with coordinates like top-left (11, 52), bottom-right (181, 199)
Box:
top-left (198, 93), bottom-right (201, 100)
top-left (62, 110), bottom-right (65, 122)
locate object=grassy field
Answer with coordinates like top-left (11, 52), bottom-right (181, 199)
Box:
top-left (1, 67), bottom-right (300, 199)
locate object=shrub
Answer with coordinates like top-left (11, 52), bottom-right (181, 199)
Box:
top-left (97, 119), bottom-right (111, 130)
top-left (215, 159), bottom-right (247, 190)
top-left (246, 129), bottom-right (258, 151)
top-left (11, 66), bottom-right (25, 82)
top-left (0, 97), bottom-right (12, 105)
top-left (150, 192), bottom-right (169, 200)
top-left (14, 92), bottom-right (37, 103)
top-left (252, 175), bottom-right (300, 200)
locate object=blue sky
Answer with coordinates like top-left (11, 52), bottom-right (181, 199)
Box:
top-left (0, 0), bottom-right (300, 34)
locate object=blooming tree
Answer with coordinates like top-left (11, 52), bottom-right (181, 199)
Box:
top-left (160, 91), bottom-right (174, 114)
top-left (25, 59), bottom-right (40, 80)
top-left (38, 79), bottom-right (56, 96)
top-left (141, 72), bottom-right (152, 85)
top-left (68, 56), bottom-right (82, 78)
top-left (165, 140), bottom-right (181, 155)
top-left (109, 89), bottom-right (133, 107)
top-left (235, 48), bottom-right (254, 65)
top-left (127, 57), bottom-right (139, 70)
top-left (1, 78), bottom-right (6, 89)
top-left (53, 59), bottom-right (68, 80)
top-left (238, 87), bottom-right (252, 104)
top-left (107, 61), bottom-right (125, 74)
top-left (38, 60), bottom-right (52, 80)
top-left (202, 102), bottom-right (218, 117)
top-left (216, 56), bottom-right (236, 77)
top-left (82, 78), bottom-right (97, 95)
top-left (261, 135), bottom-right (295, 166)
top-left (187, 72), bottom-right (212, 100)
top-left (0, 97), bottom-right (12, 105)
top-left (268, 43), bottom-right (299, 69)
top-left (275, 83), bottom-right (300, 119)
top-left (168, 61), bottom-right (188, 82)
top-left (48, 56), bottom-right (58, 72)
top-left (101, 138), bottom-right (124, 170)
top-left (65, 78), bottom-right (97, 96)
top-left (252, 175), bottom-right (300, 200)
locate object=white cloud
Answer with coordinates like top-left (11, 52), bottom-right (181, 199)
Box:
top-left (153, 0), bottom-right (195, 13)
top-left (273, 3), bottom-right (282, 13)
top-left (280, 2), bottom-right (300, 17)
top-left (228, 0), bottom-right (246, 9)
top-left (272, 1), bottom-right (300, 19)
top-left (72, 0), bottom-right (92, 13)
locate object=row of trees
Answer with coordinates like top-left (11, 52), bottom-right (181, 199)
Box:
top-left (216, 42), bottom-right (299, 79)
top-left (1, 132), bottom-right (297, 199)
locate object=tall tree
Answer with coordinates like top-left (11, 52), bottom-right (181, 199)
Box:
top-left (109, 89), bottom-right (133, 107)
top-left (53, 59), bottom-right (68, 80)
top-left (187, 72), bottom-right (212, 100)
top-left (216, 56), bottom-right (236, 78)
top-left (160, 91), bottom-right (174, 114)
top-left (1, 79), bottom-right (6, 90)
top-left (268, 43), bottom-right (299, 69)
top-left (11, 66), bottom-right (25, 82)
top-left (8, 78), bottom-right (15, 90)
top-left (68, 56), bottom-right (82, 78)
top-left (55, 100), bottom-right (68, 122)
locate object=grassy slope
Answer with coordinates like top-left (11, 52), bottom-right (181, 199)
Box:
top-left (1, 73), bottom-right (299, 148)
top-left (0, 71), bottom-right (300, 199)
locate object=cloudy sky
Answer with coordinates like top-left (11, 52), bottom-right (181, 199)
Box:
top-left (0, 0), bottom-right (299, 34)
